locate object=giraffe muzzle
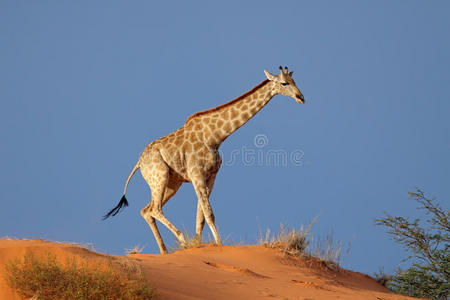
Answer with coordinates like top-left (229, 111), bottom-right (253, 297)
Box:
top-left (295, 94), bottom-right (305, 104)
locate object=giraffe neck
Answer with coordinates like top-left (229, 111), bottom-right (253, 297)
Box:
top-left (185, 80), bottom-right (277, 148)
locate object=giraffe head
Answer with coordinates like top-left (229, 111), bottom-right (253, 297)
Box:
top-left (264, 66), bottom-right (305, 104)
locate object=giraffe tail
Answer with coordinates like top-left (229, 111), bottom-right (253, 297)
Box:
top-left (102, 161), bottom-right (140, 220)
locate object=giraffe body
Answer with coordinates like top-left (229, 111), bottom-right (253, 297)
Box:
top-left (104, 67), bottom-right (305, 254)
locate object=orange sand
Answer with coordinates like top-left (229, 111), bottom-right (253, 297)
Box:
top-left (0, 239), bottom-right (418, 300)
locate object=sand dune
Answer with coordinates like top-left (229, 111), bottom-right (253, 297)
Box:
top-left (0, 239), bottom-right (417, 300)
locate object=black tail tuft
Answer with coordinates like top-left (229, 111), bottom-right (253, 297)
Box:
top-left (102, 195), bottom-right (129, 220)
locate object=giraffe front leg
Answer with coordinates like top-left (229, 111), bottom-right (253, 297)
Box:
top-left (192, 178), bottom-right (221, 246)
top-left (195, 200), bottom-right (205, 240)
top-left (195, 173), bottom-right (217, 241)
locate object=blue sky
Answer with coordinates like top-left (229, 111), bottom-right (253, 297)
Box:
top-left (1, 1), bottom-right (449, 274)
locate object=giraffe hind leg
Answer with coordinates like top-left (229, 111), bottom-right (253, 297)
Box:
top-left (141, 208), bottom-right (168, 254)
top-left (140, 153), bottom-right (185, 253)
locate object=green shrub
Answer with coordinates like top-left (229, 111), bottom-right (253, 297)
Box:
top-left (375, 189), bottom-right (449, 299)
top-left (4, 251), bottom-right (154, 300)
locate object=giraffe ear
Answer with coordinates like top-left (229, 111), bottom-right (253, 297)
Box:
top-left (289, 71), bottom-right (294, 76)
top-left (264, 70), bottom-right (277, 81)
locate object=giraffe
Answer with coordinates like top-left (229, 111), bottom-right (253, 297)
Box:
top-left (104, 66), bottom-right (305, 254)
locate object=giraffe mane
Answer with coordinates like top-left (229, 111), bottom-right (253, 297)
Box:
top-left (185, 79), bottom-right (270, 124)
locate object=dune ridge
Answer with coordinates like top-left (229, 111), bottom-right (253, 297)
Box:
top-left (0, 239), bottom-right (418, 300)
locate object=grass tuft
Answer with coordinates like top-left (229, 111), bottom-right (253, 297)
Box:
top-left (176, 231), bottom-right (203, 251)
top-left (125, 244), bottom-right (145, 255)
top-left (259, 220), bottom-right (316, 256)
top-left (309, 233), bottom-right (351, 270)
top-left (4, 251), bottom-right (154, 300)
top-left (372, 267), bottom-right (392, 287)
top-left (170, 230), bottom-right (214, 252)
top-left (258, 217), bottom-right (350, 270)
top-left (170, 226), bottom-right (231, 252)
top-left (1, 236), bottom-right (20, 240)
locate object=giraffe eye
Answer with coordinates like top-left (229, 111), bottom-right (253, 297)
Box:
top-left (281, 82), bottom-right (289, 86)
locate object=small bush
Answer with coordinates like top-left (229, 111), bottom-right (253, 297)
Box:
top-left (4, 251), bottom-right (154, 300)
top-left (375, 189), bottom-right (449, 299)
